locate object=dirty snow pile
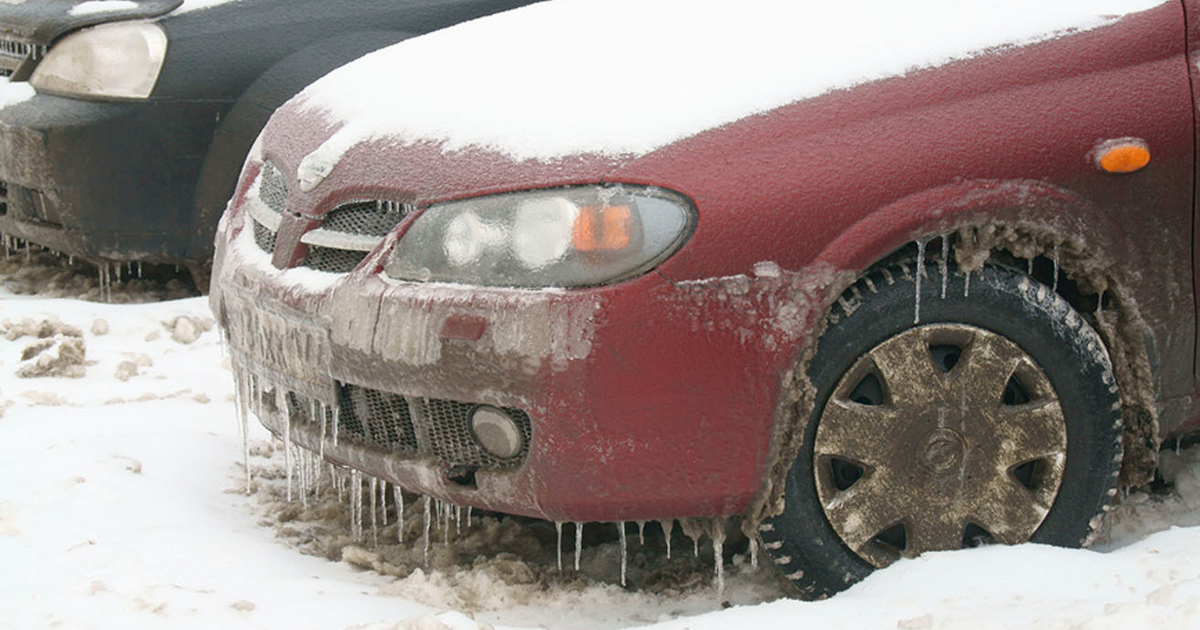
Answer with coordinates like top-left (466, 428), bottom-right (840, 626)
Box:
top-left (297, 0), bottom-right (1168, 161)
top-left (4, 256), bottom-right (1200, 630)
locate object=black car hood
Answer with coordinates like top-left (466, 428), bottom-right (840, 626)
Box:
top-left (0, 0), bottom-right (182, 43)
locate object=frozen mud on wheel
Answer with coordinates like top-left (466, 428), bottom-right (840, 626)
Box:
top-left (760, 259), bottom-right (1123, 599)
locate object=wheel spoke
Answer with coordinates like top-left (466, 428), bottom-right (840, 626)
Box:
top-left (996, 399), bottom-right (1068, 468)
top-left (906, 510), bottom-right (969, 556)
top-left (820, 469), bottom-right (909, 554)
top-left (971, 472), bottom-right (1056, 545)
top-left (865, 329), bottom-right (949, 409)
top-left (953, 333), bottom-right (1024, 409)
top-left (813, 399), bottom-right (900, 468)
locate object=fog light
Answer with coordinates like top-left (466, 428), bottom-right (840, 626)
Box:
top-left (469, 405), bottom-right (523, 459)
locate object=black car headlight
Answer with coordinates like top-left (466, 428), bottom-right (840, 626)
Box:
top-left (384, 186), bottom-right (694, 288)
top-left (30, 22), bottom-right (167, 99)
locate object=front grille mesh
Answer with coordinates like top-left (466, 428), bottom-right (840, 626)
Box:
top-left (301, 201), bottom-right (411, 273)
top-left (285, 385), bottom-right (532, 470)
top-left (248, 161), bottom-right (410, 272)
top-left (258, 162), bottom-right (289, 214)
top-left (253, 220), bottom-right (277, 253)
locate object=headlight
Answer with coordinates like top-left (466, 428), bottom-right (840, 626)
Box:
top-left (30, 22), bottom-right (167, 99)
top-left (385, 186), bottom-right (695, 288)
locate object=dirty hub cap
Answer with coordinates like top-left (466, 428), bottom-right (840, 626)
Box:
top-left (814, 323), bottom-right (1067, 568)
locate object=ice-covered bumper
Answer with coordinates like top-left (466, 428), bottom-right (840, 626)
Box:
top-left (0, 91), bottom-right (223, 265)
top-left (211, 204), bottom-right (817, 524)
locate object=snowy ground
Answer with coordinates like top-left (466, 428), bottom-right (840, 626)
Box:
top-left (3, 252), bottom-right (1200, 630)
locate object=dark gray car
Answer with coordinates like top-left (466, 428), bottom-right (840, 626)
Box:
top-left (0, 0), bottom-right (538, 288)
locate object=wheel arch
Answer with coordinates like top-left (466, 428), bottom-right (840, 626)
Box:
top-left (185, 29), bottom-right (419, 287)
top-left (746, 178), bottom-right (1160, 536)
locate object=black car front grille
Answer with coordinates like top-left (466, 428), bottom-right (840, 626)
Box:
top-left (285, 385), bottom-right (532, 470)
top-left (253, 220), bottom-right (277, 254)
top-left (0, 39), bottom-right (46, 78)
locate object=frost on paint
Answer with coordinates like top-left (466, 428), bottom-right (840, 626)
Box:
top-left (294, 0), bottom-right (1168, 161)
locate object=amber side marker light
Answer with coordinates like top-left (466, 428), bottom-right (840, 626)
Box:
top-left (1095, 138), bottom-right (1151, 174)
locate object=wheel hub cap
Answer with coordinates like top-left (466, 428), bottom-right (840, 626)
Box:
top-left (814, 323), bottom-right (1068, 568)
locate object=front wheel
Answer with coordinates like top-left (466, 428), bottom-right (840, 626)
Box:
top-left (761, 260), bottom-right (1122, 598)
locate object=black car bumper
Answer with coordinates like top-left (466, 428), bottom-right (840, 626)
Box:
top-left (0, 91), bottom-right (224, 266)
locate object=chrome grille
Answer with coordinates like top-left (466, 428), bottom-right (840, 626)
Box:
top-left (286, 385), bottom-right (532, 470)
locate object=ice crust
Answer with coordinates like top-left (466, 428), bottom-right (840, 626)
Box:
top-left (296, 0), bottom-right (1167, 161)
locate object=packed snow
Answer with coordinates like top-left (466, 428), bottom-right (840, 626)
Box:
top-left (296, 0), bottom-right (1168, 161)
top-left (0, 77), bottom-right (35, 109)
top-left (68, 1), bottom-right (139, 16)
top-left (4, 251), bottom-right (1200, 629)
top-left (172, 0), bottom-right (245, 15)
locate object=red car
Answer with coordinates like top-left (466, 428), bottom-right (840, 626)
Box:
top-left (212, 0), bottom-right (1196, 597)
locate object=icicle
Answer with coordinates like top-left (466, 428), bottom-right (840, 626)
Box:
top-left (454, 505), bottom-right (461, 535)
top-left (423, 496), bottom-right (432, 567)
top-left (443, 501), bottom-right (451, 545)
top-left (331, 404), bottom-right (340, 446)
top-left (913, 238), bottom-right (928, 324)
top-left (662, 520), bottom-right (674, 560)
top-left (1052, 243), bottom-right (1060, 293)
top-left (940, 236), bottom-right (949, 299)
top-left (380, 481), bottom-right (388, 527)
top-left (333, 467), bottom-right (341, 503)
top-left (637, 521), bottom-right (645, 546)
top-left (237, 372), bottom-right (251, 494)
top-left (369, 476), bottom-right (378, 548)
top-left (574, 522), bottom-right (584, 571)
top-left (749, 536), bottom-right (759, 571)
top-left (284, 411), bottom-right (293, 502)
top-left (394, 485), bottom-right (405, 543)
top-left (964, 268), bottom-right (972, 297)
top-left (302, 448), bottom-right (312, 508)
top-left (316, 403), bottom-right (326, 496)
top-left (466, 506), bottom-right (473, 528)
top-left (1097, 289), bottom-right (1105, 315)
top-left (1027, 258), bottom-right (1034, 275)
top-left (618, 522), bottom-right (628, 587)
top-left (712, 526), bottom-right (726, 598)
top-left (555, 521), bottom-right (564, 572)
top-left (137, 261), bottom-right (143, 279)
top-left (351, 469), bottom-right (364, 541)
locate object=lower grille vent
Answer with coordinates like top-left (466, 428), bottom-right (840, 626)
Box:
top-left (285, 385), bottom-right (532, 469)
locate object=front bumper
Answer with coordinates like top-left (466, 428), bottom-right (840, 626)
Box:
top-left (211, 201), bottom-right (809, 523)
top-left (0, 91), bottom-right (223, 266)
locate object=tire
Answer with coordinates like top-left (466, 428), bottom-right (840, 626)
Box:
top-left (760, 259), bottom-right (1123, 599)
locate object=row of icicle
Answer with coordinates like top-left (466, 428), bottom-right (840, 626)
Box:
top-left (231, 367), bottom-right (744, 595)
top-left (3, 233), bottom-right (150, 303)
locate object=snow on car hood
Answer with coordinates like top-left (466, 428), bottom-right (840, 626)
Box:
top-left (294, 0), bottom-right (1168, 163)
top-left (0, 0), bottom-right (180, 42)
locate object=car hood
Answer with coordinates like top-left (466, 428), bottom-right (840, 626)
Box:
top-left (0, 0), bottom-right (181, 43)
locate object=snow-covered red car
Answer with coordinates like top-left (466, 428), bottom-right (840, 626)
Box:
top-left (212, 0), bottom-right (1199, 597)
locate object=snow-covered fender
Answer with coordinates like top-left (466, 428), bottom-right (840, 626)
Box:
top-left (187, 30), bottom-right (418, 286)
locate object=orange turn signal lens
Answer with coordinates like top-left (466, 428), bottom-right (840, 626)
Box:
top-left (573, 205), bottom-right (632, 252)
top-left (1096, 140), bottom-right (1150, 174)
